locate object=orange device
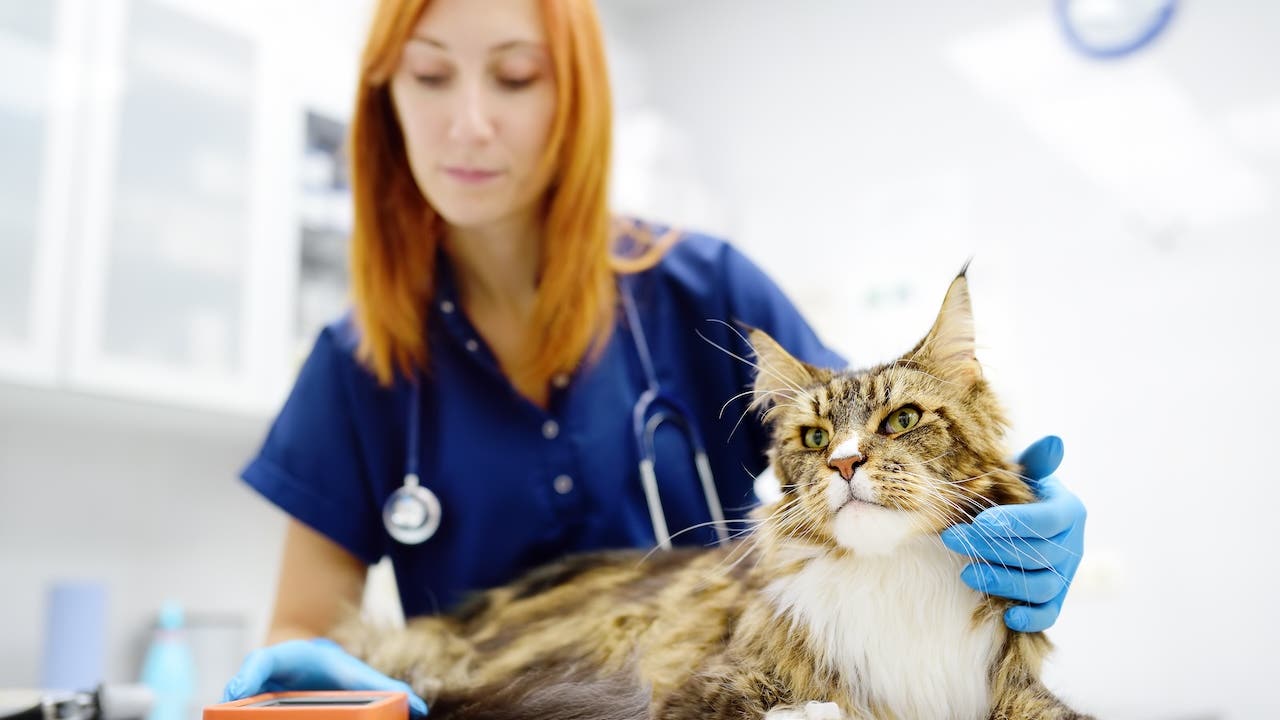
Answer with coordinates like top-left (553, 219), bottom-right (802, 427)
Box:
top-left (203, 692), bottom-right (408, 720)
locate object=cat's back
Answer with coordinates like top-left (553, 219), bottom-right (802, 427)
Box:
top-left (449, 546), bottom-right (710, 628)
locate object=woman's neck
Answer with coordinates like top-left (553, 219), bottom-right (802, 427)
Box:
top-left (443, 213), bottom-right (541, 318)
top-left (442, 212), bottom-right (549, 407)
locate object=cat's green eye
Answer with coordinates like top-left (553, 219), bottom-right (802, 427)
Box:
top-left (802, 427), bottom-right (830, 449)
top-left (881, 405), bottom-right (921, 434)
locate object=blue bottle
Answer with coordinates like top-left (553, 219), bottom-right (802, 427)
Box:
top-left (140, 602), bottom-right (196, 720)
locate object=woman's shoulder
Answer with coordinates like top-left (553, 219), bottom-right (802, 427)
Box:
top-left (652, 227), bottom-right (739, 273)
top-left (631, 220), bottom-right (847, 369)
top-left (297, 311), bottom-right (386, 391)
top-left (321, 310), bottom-right (364, 356)
top-left (295, 310), bottom-right (361, 372)
top-left (637, 225), bottom-right (766, 297)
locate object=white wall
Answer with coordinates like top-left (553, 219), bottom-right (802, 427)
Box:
top-left (0, 384), bottom-right (283, 702)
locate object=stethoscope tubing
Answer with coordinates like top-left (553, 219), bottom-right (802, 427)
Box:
top-left (620, 276), bottom-right (729, 549)
top-left (385, 276), bottom-right (730, 549)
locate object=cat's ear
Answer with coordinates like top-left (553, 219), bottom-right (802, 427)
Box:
top-left (747, 328), bottom-right (826, 410)
top-left (905, 268), bottom-right (981, 385)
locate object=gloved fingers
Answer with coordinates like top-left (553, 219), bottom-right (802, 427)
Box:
top-left (940, 525), bottom-right (1075, 570)
top-left (1017, 436), bottom-right (1064, 481)
top-left (222, 644), bottom-right (284, 701)
top-left (1004, 592), bottom-right (1066, 633)
top-left (224, 639), bottom-right (340, 699)
top-left (222, 639), bottom-right (429, 717)
top-left (967, 478), bottom-right (1083, 540)
top-left (959, 564), bottom-right (1067, 605)
top-left (260, 680), bottom-right (292, 695)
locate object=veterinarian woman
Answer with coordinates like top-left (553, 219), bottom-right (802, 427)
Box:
top-left (222, 0), bottom-right (1087, 714)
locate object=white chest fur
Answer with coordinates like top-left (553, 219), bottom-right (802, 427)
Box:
top-left (764, 538), bottom-right (1003, 720)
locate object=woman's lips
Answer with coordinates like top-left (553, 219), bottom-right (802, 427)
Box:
top-left (443, 167), bottom-right (503, 184)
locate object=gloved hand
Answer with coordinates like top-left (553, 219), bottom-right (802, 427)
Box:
top-left (939, 436), bottom-right (1086, 633)
top-left (221, 638), bottom-right (429, 717)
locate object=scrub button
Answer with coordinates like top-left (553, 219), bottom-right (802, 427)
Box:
top-left (552, 372), bottom-right (570, 389)
top-left (542, 419), bottom-right (560, 439)
top-left (464, 339), bottom-right (479, 352)
top-left (553, 474), bottom-right (574, 494)
top-left (440, 300), bottom-right (455, 314)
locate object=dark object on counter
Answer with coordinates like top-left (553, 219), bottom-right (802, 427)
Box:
top-left (1, 685), bottom-right (152, 720)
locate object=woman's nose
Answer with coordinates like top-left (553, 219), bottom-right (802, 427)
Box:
top-left (449, 86), bottom-right (494, 143)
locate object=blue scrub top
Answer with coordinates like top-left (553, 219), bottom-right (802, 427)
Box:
top-left (241, 232), bottom-right (845, 616)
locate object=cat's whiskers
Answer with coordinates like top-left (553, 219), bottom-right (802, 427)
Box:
top-left (987, 466), bottom-right (1042, 483)
top-left (885, 473), bottom-right (1021, 584)
top-left (885, 463), bottom-right (1006, 491)
top-left (695, 326), bottom-right (817, 406)
top-left (900, 503), bottom-right (963, 563)
top-left (719, 387), bottom-right (808, 420)
top-left (924, 476), bottom-right (1081, 564)
top-left (889, 467), bottom-right (1005, 507)
top-left (923, 489), bottom-right (1072, 594)
top-left (740, 498), bottom-right (828, 565)
top-left (725, 394), bottom-right (813, 443)
top-left (638, 518), bottom-right (762, 565)
top-left (722, 385), bottom-right (811, 416)
top-left (893, 451), bottom-right (954, 467)
top-left (941, 469), bottom-right (1081, 552)
top-left (911, 500), bottom-right (1009, 596)
top-left (760, 498), bottom-right (818, 538)
top-left (791, 509), bottom-right (828, 547)
top-left (760, 401), bottom-right (811, 424)
top-left (710, 530), bottom-right (770, 578)
top-left (706, 499), bottom-right (815, 577)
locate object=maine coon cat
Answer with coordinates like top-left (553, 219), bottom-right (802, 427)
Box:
top-left (334, 270), bottom-right (1091, 720)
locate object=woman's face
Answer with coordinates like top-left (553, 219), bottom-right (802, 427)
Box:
top-left (390, 0), bottom-right (557, 232)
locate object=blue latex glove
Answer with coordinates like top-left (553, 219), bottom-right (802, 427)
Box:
top-left (221, 638), bottom-right (429, 717)
top-left (939, 436), bottom-right (1086, 633)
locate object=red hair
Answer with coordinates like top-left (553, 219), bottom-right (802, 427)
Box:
top-left (348, 0), bottom-right (672, 388)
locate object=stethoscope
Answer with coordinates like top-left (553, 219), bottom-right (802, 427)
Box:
top-left (382, 277), bottom-right (730, 549)
top-left (381, 376), bottom-right (441, 545)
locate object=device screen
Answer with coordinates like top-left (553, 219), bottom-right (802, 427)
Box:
top-left (245, 698), bottom-right (379, 707)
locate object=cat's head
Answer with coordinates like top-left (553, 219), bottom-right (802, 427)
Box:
top-left (749, 270), bottom-right (1035, 556)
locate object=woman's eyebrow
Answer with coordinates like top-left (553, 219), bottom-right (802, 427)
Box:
top-left (407, 35), bottom-right (546, 53)
top-left (488, 39), bottom-right (547, 53)
top-left (407, 35), bottom-right (446, 49)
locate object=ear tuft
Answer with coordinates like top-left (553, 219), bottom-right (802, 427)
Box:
top-left (903, 270), bottom-right (980, 384)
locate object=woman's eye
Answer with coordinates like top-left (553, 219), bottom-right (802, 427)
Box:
top-left (413, 74), bottom-right (449, 87)
top-left (881, 406), bottom-right (921, 434)
top-left (802, 427), bottom-right (829, 449)
top-left (497, 76), bottom-right (536, 90)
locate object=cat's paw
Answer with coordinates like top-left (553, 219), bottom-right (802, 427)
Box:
top-left (763, 700), bottom-right (843, 720)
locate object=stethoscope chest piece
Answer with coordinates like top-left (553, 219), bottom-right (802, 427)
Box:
top-left (383, 472), bottom-right (442, 544)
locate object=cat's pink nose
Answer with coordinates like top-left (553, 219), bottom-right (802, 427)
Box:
top-left (828, 453), bottom-right (864, 481)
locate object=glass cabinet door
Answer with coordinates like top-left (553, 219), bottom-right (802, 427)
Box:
top-left (69, 0), bottom-right (294, 413)
top-left (0, 0), bottom-right (79, 384)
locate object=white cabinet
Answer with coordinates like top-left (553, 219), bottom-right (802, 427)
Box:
top-left (1, 0), bottom-right (305, 416)
top-left (0, 0), bottom-right (80, 386)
